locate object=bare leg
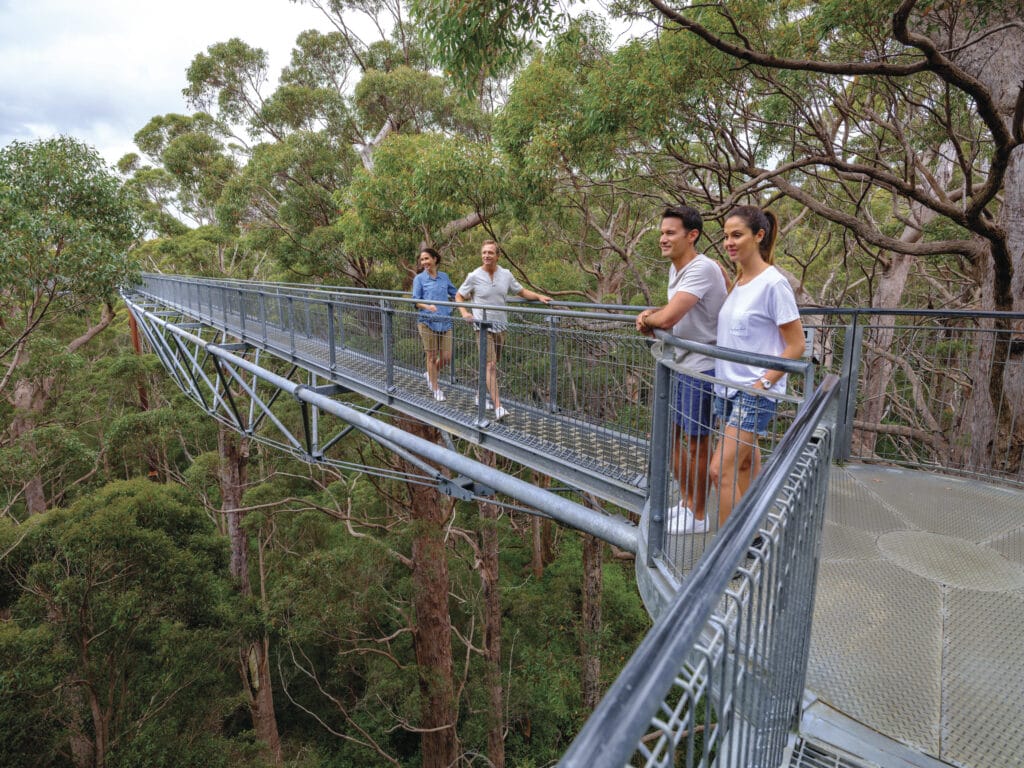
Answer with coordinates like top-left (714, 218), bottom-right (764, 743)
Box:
top-left (710, 425), bottom-right (760, 528)
top-left (426, 352), bottom-right (439, 392)
top-left (672, 428), bottom-right (712, 520)
top-left (486, 360), bottom-right (500, 409)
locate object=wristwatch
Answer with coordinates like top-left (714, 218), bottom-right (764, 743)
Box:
top-left (758, 376), bottom-right (772, 389)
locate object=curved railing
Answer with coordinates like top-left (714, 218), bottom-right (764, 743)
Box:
top-left (561, 376), bottom-right (839, 768)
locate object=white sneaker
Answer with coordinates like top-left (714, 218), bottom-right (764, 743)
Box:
top-left (492, 406), bottom-right (509, 421)
top-left (666, 504), bottom-right (708, 535)
top-left (433, 388), bottom-right (446, 402)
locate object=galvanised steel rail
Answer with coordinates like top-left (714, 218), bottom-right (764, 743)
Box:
top-left (131, 273), bottom-right (656, 512)
top-left (122, 291), bottom-right (640, 551)
top-left (803, 307), bottom-right (1024, 486)
top-left (560, 376), bottom-right (839, 768)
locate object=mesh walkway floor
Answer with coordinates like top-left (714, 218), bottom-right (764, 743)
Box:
top-left (804, 463), bottom-right (1024, 768)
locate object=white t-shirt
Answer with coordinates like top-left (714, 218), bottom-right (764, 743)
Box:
top-left (667, 253), bottom-right (727, 373)
top-left (456, 266), bottom-right (524, 333)
top-left (715, 266), bottom-right (800, 397)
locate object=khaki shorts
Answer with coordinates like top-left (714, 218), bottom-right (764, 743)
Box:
top-left (418, 324), bottom-right (452, 358)
top-left (475, 330), bottom-right (506, 364)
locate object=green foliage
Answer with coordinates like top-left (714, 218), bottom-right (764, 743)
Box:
top-left (0, 480), bottom-right (237, 767)
top-left (0, 137), bottom-right (141, 359)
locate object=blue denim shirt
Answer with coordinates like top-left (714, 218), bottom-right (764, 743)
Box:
top-left (412, 270), bottom-right (457, 331)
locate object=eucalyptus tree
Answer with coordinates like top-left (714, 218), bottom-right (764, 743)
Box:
top-left (0, 137), bottom-right (141, 516)
top-left (415, 0), bottom-right (1024, 473)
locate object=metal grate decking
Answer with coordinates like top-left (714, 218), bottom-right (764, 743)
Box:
top-left (805, 463), bottom-right (1024, 768)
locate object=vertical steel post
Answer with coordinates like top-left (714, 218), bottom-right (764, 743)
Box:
top-left (548, 314), bottom-right (560, 413)
top-left (382, 300), bottom-right (395, 392)
top-left (327, 302), bottom-right (337, 370)
top-left (259, 292), bottom-right (268, 344)
top-left (646, 356), bottom-right (673, 565)
top-left (288, 296), bottom-right (296, 358)
top-left (476, 316), bottom-right (490, 423)
top-left (836, 312), bottom-right (863, 462)
top-left (238, 289), bottom-right (246, 338)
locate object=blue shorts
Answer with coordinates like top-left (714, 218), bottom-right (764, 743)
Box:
top-left (674, 369), bottom-right (716, 436)
top-left (714, 391), bottom-right (776, 435)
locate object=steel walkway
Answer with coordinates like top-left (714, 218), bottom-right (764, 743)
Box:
top-left (125, 275), bottom-right (1024, 768)
top-left (802, 463), bottom-right (1024, 768)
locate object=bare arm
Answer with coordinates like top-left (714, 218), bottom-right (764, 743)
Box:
top-left (517, 288), bottom-right (551, 303)
top-left (636, 291), bottom-right (699, 334)
top-left (455, 292), bottom-right (473, 320)
top-left (757, 318), bottom-right (806, 388)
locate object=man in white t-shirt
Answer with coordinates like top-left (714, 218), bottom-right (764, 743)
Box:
top-left (456, 240), bottom-right (551, 421)
top-left (636, 205), bottom-right (728, 535)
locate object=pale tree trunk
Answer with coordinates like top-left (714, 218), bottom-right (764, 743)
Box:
top-left (219, 425), bottom-right (282, 765)
top-left (942, 15), bottom-right (1024, 474)
top-left (400, 417), bottom-right (459, 767)
top-left (580, 531), bottom-right (603, 711)
top-left (9, 376), bottom-right (51, 514)
top-left (852, 149), bottom-right (954, 456)
top-left (475, 450), bottom-right (505, 768)
top-left (5, 303), bottom-right (116, 515)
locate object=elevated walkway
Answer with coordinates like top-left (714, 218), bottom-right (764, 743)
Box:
top-left (803, 463), bottom-right (1024, 768)
top-left (125, 275), bottom-right (1024, 768)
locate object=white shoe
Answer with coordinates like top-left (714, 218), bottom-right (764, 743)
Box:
top-left (492, 405), bottom-right (509, 421)
top-left (433, 388), bottom-right (446, 402)
top-left (475, 394), bottom-right (494, 410)
top-left (666, 504), bottom-right (708, 535)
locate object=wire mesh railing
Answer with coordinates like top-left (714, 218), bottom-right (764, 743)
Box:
top-left (804, 308), bottom-right (1024, 487)
top-left (644, 332), bottom-right (815, 583)
top-left (133, 273), bottom-right (657, 509)
top-left (560, 376), bottom-right (838, 768)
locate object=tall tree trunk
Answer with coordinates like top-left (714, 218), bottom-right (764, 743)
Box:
top-left (580, 531), bottom-right (603, 711)
top-left (476, 450), bottom-right (505, 768)
top-left (401, 417), bottom-right (459, 768)
top-left (219, 425), bottom-right (282, 765)
top-left (530, 471), bottom-right (556, 578)
top-left (9, 377), bottom-right (52, 514)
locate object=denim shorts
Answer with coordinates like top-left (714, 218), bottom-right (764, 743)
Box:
top-left (714, 390), bottom-right (776, 435)
top-left (674, 369), bottom-right (716, 436)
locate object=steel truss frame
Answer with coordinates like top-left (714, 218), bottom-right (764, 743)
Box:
top-left (124, 293), bottom-right (639, 552)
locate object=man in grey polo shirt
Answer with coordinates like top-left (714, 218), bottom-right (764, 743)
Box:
top-left (456, 239), bottom-right (551, 421)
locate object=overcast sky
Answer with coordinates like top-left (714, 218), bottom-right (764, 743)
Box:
top-left (0, 0), bottom-right (337, 165)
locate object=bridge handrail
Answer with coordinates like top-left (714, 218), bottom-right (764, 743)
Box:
top-left (560, 375), bottom-right (839, 768)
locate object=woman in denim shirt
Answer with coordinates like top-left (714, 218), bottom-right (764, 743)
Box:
top-left (412, 247), bottom-right (457, 401)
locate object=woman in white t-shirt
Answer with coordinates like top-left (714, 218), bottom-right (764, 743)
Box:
top-left (710, 206), bottom-right (805, 527)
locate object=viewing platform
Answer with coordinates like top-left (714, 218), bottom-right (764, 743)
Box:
top-left (804, 462), bottom-right (1023, 768)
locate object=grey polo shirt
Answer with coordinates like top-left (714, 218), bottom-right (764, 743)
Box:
top-left (457, 266), bottom-right (524, 333)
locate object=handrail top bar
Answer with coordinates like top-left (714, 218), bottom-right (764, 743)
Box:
top-left (651, 328), bottom-right (813, 377)
top-left (136, 272), bottom-right (646, 314)
top-left (560, 375), bottom-right (840, 767)
top-left (799, 306), bottom-right (1024, 320)
top-left (140, 273), bottom-right (1024, 321)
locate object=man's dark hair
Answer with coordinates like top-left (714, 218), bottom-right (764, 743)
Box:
top-left (662, 204), bottom-right (703, 238)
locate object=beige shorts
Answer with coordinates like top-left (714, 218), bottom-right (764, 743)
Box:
top-left (475, 330), bottom-right (506, 364)
top-left (418, 324), bottom-right (452, 358)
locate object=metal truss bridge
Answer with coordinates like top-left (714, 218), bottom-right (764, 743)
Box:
top-left (124, 274), bottom-right (1023, 768)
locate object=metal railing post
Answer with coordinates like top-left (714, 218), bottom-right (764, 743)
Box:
top-left (238, 289), bottom-right (246, 337)
top-left (382, 300), bottom-right (395, 392)
top-left (646, 356), bottom-right (672, 566)
top-left (548, 314), bottom-right (560, 413)
top-left (287, 296), bottom-right (296, 357)
top-left (476, 316), bottom-right (492, 423)
top-left (259, 292), bottom-right (268, 344)
top-left (327, 302), bottom-right (337, 370)
top-left (836, 312), bottom-right (863, 462)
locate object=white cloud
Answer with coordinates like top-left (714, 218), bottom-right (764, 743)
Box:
top-left (0, 0), bottom-right (336, 164)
